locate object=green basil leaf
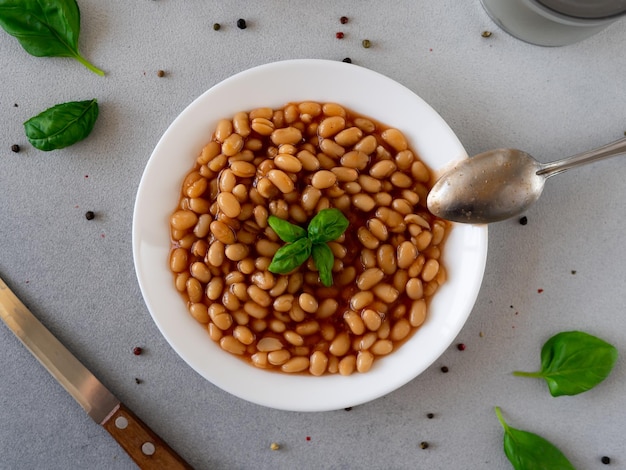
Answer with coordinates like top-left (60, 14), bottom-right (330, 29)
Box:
top-left (311, 243), bottom-right (334, 287)
top-left (267, 215), bottom-right (307, 243)
top-left (0, 0), bottom-right (104, 75)
top-left (24, 99), bottom-right (99, 151)
top-left (513, 331), bottom-right (618, 397)
top-left (495, 407), bottom-right (575, 470)
top-left (268, 237), bottom-right (312, 274)
top-left (307, 208), bottom-right (349, 244)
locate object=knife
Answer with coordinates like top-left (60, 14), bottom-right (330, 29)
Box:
top-left (0, 275), bottom-right (193, 470)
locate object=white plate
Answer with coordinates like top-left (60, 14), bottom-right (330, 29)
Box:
top-left (132, 59), bottom-right (488, 412)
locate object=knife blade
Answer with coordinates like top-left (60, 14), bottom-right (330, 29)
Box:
top-left (0, 275), bottom-right (193, 470)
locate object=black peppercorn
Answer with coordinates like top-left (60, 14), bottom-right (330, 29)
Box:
top-left (135, 378), bottom-right (143, 384)
top-left (441, 366), bottom-right (449, 373)
top-left (419, 441), bottom-right (429, 449)
top-left (213, 23), bottom-right (221, 31)
top-left (11, 144), bottom-right (20, 153)
top-left (601, 456), bottom-right (611, 465)
top-left (237, 18), bottom-right (247, 29)
top-left (85, 211), bottom-right (95, 220)
top-left (342, 58), bottom-right (352, 63)
top-left (426, 413), bottom-right (434, 419)
top-left (340, 16), bottom-right (348, 24)
top-left (519, 216), bottom-right (528, 225)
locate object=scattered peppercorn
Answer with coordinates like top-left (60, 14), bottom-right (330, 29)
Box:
top-left (601, 456), bottom-right (611, 464)
top-left (362, 39), bottom-right (371, 48)
top-left (419, 441), bottom-right (429, 449)
top-left (426, 413), bottom-right (434, 419)
top-left (157, 70), bottom-right (165, 77)
top-left (340, 16), bottom-right (348, 24)
top-left (519, 216), bottom-right (528, 225)
top-left (441, 366), bottom-right (449, 373)
top-left (85, 211), bottom-right (95, 220)
top-left (571, 270), bottom-right (577, 275)
top-left (213, 23), bottom-right (221, 31)
top-left (13, 103), bottom-right (18, 107)
top-left (342, 58), bottom-right (352, 63)
top-left (237, 18), bottom-right (247, 29)
top-left (11, 144), bottom-right (20, 153)
top-left (134, 378), bottom-right (143, 384)
top-left (336, 32), bottom-right (344, 39)
top-left (344, 407), bottom-right (352, 411)
top-left (457, 343), bottom-right (466, 351)
top-left (481, 30), bottom-right (492, 38)
top-left (270, 442), bottom-right (280, 451)
top-left (133, 346), bottom-right (143, 356)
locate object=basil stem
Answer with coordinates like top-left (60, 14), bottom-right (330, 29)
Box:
top-left (268, 215), bottom-right (307, 243)
top-left (495, 407), bottom-right (575, 470)
top-left (0, 0), bottom-right (104, 76)
top-left (307, 208), bottom-right (349, 244)
top-left (24, 99), bottom-right (99, 151)
top-left (513, 331), bottom-right (618, 397)
top-left (311, 243), bottom-right (334, 287)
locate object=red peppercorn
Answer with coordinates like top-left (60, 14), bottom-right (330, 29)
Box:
top-left (457, 343), bottom-right (466, 351)
top-left (336, 32), bottom-right (344, 39)
top-left (340, 16), bottom-right (348, 24)
top-left (133, 347), bottom-right (143, 355)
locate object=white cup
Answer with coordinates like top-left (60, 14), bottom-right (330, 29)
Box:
top-left (480, 0), bottom-right (626, 46)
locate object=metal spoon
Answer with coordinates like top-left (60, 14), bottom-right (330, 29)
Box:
top-left (426, 137), bottom-right (626, 224)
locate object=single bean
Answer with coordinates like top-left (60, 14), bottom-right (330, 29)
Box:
top-left (344, 310), bottom-right (366, 335)
top-left (390, 171), bottom-right (413, 188)
top-left (189, 303), bottom-right (209, 324)
top-left (367, 218), bottom-right (388, 241)
top-left (381, 128), bottom-right (408, 151)
top-left (170, 210), bottom-right (198, 231)
top-left (338, 355), bottom-right (356, 376)
top-left (318, 116), bottom-right (346, 138)
top-left (220, 335), bottom-right (245, 355)
top-left (199, 141), bottom-right (221, 164)
top-left (271, 127), bottom-right (303, 146)
top-left (329, 332), bottom-right (351, 356)
top-left (406, 278), bottom-right (424, 300)
top-left (358, 174), bottom-right (382, 193)
top-left (222, 133), bottom-right (244, 156)
top-left (190, 261), bottom-right (212, 283)
top-left (334, 127), bottom-right (363, 147)
top-left (206, 277), bottom-right (224, 300)
top-left (311, 170), bottom-right (337, 189)
top-left (309, 351), bottom-right (328, 376)
top-left (357, 268), bottom-right (385, 291)
top-left (369, 160), bottom-right (397, 179)
top-left (371, 339), bottom-right (394, 356)
top-left (268, 349), bottom-right (291, 365)
top-left (210, 220), bottom-right (236, 244)
top-left (357, 227), bottom-right (380, 250)
top-left (409, 299), bottom-right (427, 327)
top-left (170, 248), bottom-right (188, 273)
top-left (362, 309), bottom-right (383, 331)
top-left (247, 284), bottom-right (272, 307)
top-left (296, 149), bottom-right (320, 171)
top-left (214, 119), bottom-right (233, 143)
top-left (267, 169), bottom-right (295, 193)
top-left (376, 244), bottom-right (396, 275)
top-left (281, 356), bottom-right (310, 373)
top-left (397, 241), bottom-right (418, 269)
top-left (353, 117), bottom-right (375, 133)
top-left (390, 319), bottom-right (411, 342)
top-left (230, 160), bottom-right (256, 178)
top-left (243, 301), bottom-right (269, 319)
top-left (352, 193), bottom-right (376, 212)
top-left (257, 336), bottom-right (284, 352)
top-left (233, 325), bottom-right (255, 345)
top-left (274, 153), bottom-right (303, 173)
top-left (421, 259), bottom-right (440, 282)
top-left (350, 291), bottom-right (375, 311)
top-left (251, 117), bottom-right (274, 135)
top-left (225, 243), bottom-right (249, 261)
top-left (319, 138), bottom-right (346, 158)
top-left (355, 350), bottom-right (375, 373)
top-left (217, 192), bottom-right (241, 218)
top-left (373, 283), bottom-right (399, 303)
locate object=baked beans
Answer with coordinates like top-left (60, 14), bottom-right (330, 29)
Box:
top-left (169, 102), bottom-right (450, 375)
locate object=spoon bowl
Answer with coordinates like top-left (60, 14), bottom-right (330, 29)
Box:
top-left (427, 137), bottom-right (626, 224)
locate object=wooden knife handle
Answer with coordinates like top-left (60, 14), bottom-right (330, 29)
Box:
top-left (102, 403), bottom-right (193, 469)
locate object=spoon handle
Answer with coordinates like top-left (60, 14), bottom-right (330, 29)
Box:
top-left (537, 137), bottom-right (626, 178)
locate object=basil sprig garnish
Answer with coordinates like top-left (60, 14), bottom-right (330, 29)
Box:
top-left (0, 0), bottom-right (104, 75)
top-left (495, 407), bottom-right (575, 470)
top-left (267, 208), bottom-right (349, 287)
top-left (513, 331), bottom-right (618, 397)
top-left (24, 99), bottom-right (99, 151)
